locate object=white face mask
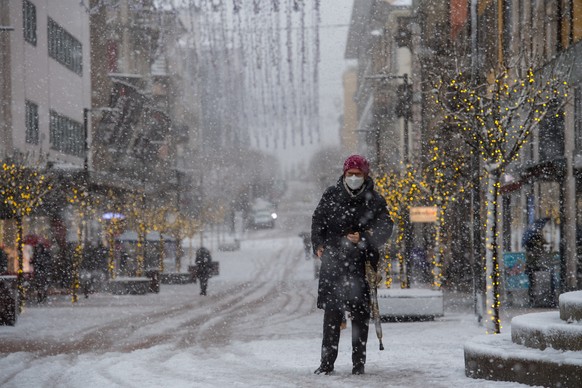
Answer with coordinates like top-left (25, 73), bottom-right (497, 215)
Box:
top-left (345, 175), bottom-right (364, 190)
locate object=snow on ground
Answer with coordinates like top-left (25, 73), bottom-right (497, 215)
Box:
top-left (0, 182), bottom-right (541, 387)
top-left (0, 232), bottom-right (536, 388)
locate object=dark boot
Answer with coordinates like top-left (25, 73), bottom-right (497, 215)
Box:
top-left (314, 365), bottom-right (334, 375)
top-left (351, 307), bottom-right (369, 372)
top-left (318, 308), bottom-right (342, 375)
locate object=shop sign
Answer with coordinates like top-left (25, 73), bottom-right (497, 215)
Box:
top-left (410, 206), bottom-right (438, 223)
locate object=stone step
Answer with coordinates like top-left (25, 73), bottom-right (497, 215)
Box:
top-left (160, 272), bottom-right (192, 285)
top-left (376, 288), bottom-right (443, 321)
top-left (511, 311), bottom-right (582, 351)
top-left (107, 277), bottom-right (151, 295)
top-left (0, 276), bottom-right (18, 326)
top-left (464, 332), bottom-right (582, 387)
top-left (560, 290), bottom-right (582, 322)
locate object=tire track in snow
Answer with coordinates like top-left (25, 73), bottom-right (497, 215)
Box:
top-left (0, 236), bottom-right (316, 358)
top-left (175, 236), bottom-right (315, 348)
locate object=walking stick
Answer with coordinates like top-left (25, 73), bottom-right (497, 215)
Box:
top-left (366, 262), bottom-right (384, 350)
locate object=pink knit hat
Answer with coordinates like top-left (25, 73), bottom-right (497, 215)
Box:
top-left (343, 155), bottom-right (369, 175)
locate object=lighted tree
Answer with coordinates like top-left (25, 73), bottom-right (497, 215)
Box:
top-left (123, 191), bottom-right (189, 277)
top-left (166, 213), bottom-right (200, 272)
top-left (422, 129), bottom-right (471, 289)
top-left (124, 192), bottom-right (147, 277)
top-left (97, 189), bottom-right (126, 280)
top-left (66, 185), bottom-right (92, 303)
top-left (129, 199), bottom-right (180, 275)
top-left (0, 161), bottom-right (52, 311)
top-left (197, 197), bottom-right (227, 249)
top-left (375, 165), bottom-right (427, 288)
top-left (206, 201), bottom-right (227, 246)
top-left (148, 203), bottom-right (175, 273)
top-left (433, 64), bottom-right (569, 333)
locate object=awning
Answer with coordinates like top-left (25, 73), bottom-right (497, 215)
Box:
top-left (501, 158), bottom-right (566, 194)
top-left (117, 230), bottom-right (175, 242)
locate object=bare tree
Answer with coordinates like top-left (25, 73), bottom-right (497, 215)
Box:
top-left (0, 160), bottom-right (52, 311)
top-left (432, 62), bottom-right (569, 333)
top-left (422, 126), bottom-right (472, 289)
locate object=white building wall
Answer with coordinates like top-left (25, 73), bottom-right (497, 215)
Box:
top-left (8, 0), bottom-right (91, 166)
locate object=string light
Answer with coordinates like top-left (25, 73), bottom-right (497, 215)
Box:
top-left (66, 186), bottom-right (93, 303)
top-left (0, 161), bottom-right (52, 312)
top-left (185, 0), bottom-right (320, 149)
top-left (431, 65), bottom-right (569, 333)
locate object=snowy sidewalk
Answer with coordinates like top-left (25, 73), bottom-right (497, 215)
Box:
top-left (1, 235), bottom-right (545, 387)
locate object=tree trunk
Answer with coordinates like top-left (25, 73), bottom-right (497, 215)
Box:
top-left (159, 236), bottom-right (165, 273)
top-left (71, 223), bottom-right (83, 303)
top-left (484, 167), bottom-right (502, 333)
top-left (108, 227), bottom-right (115, 280)
top-left (432, 205), bottom-right (443, 289)
top-left (137, 221), bottom-right (146, 277)
top-left (16, 214), bottom-right (24, 313)
top-left (175, 237), bottom-right (183, 273)
top-left (397, 219), bottom-right (407, 288)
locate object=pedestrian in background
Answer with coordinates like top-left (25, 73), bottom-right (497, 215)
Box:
top-left (31, 243), bottom-right (52, 303)
top-left (524, 231), bottom-right (546, 306)
top-left (195, 247), bottom-right (213, 296)
top-left (299, 231), bottom-right (312, 260)
top-left (311, 154), bottom-right (393, 375)
top-left (0, 245), bottom-right (8, 274)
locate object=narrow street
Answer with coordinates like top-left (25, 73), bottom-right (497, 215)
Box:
top-left (0, 182), bottom-right (526, 388)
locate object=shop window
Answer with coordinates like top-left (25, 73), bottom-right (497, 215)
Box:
top-left (502, 196), bottom-right (511, 251)
top-left (539, 101), bottom-right (564, 162)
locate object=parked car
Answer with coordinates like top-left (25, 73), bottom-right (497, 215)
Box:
top-left (250, 209), bottom-right (277, 229)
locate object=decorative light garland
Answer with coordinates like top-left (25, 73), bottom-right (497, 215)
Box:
top-left (0, 161), bottom-right (52, 312)
top-left (183, 0), bottom-right (320, 150)
top-left (432, 65), bottom-right (569, 334)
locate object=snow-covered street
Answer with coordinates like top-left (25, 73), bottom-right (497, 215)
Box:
top-left (0, 188), bottom-right (531, 388)
top-left (0, 235), bottom-right (528, 388)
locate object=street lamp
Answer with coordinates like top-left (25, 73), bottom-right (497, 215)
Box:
top-left (365, 72), bottom-right (413, 288)
top-left (364, 73), bottom-right (411, 165)
top-left (83, 107), bottom-right (120, 175)
top-left (81, 107), bottom-right (119, 270)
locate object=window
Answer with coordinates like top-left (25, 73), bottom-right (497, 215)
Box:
top-left (23, 0), bottom-right (36, 46)
top-left (539, 101), bottom-right (564, 162)
top-left (49, 110), bottom-right (84, 157)
top-left (25, 100), bottom-right (39, 144)
top-left (107, 40), bottom-right (118, 73)
top-left (502, 0), bottom-right (512, 62)
top-left (47, 18), bottom-right (82, 75)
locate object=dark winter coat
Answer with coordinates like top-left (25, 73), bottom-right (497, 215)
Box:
top-left (311, 176), bottom-right (393, 312)
top-left (31, 245), bottom-right (51, 288)
top-left (195, 247), bottom-right (212, 279)
top-left (0, 248), bottom-right (7, 274)
top-left (525, 233), bottom-right (545, 273)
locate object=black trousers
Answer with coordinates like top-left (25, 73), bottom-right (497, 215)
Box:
top-left (199, 275), bottom-right (208, 295)
top-left (320, 305), bottom-right (369, 369)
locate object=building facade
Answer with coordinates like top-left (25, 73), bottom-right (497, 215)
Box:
top-left (1, 0), bottom-right (91, 166)
top-left (0, 0), bottom-right (199, 279)
top-left (0, 0), bottom-right (92, 274)
top-left (346, 0), bottom-right (582, 293)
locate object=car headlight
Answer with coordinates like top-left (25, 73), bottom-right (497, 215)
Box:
top-left (271, 212), bottom-right (278, 220)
